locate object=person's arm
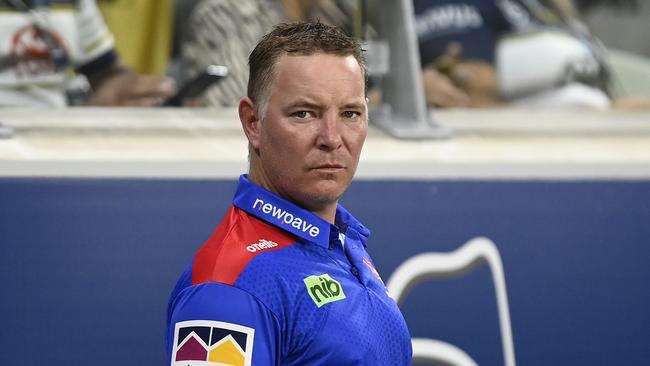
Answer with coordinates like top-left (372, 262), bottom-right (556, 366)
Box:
top-left (72, 0), bottom-right (176, 106)
top-left (423, 43), bottom-right (502, 108)
top-left (167, 282), bottom-right (280, 365)
top-left (82, 59), bottom-right (176, 106)
top-left (422, 66), bottom-right (471, 108)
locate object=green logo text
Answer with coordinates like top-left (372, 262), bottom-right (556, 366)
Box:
top-left (303, 274), bottom-right (346, 308)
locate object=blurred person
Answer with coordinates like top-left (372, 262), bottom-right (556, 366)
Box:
top-left (414, 0), bottom-right (537, 107)
top-left (0, 0), bottom-right (176, 107)
top-left (414, 0), bottom-right (620, 109)
top-left (166, 22), bottom-right (412, 365)
top-left (177, 0), bottom-right (354, 107)
top-left (177, 0), bottom-right (284, 107)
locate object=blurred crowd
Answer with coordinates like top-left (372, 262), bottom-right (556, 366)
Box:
top-left (1, 0), bottom-right (648, 110)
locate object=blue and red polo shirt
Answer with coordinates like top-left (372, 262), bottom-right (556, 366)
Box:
top-left (166, 175), bottom-right (412, 365)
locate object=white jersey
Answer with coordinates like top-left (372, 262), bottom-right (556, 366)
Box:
top-left (0, 0), bottom-right (114, 107)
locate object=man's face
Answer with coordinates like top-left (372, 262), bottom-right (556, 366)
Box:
top-left (251, 53), bottom-right (367, 212)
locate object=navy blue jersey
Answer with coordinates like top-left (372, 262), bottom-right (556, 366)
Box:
top-left (414, 0), bottom-right (535, 65)
top-left (167, 175), bottom-right (412, 365)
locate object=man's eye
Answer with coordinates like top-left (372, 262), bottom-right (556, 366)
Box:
top-left (292, 111), bottom-right (311, 119)
top-left (342, 111), bottom-right (360, 119)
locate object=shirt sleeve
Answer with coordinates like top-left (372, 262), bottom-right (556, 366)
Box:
top-left (167, 282), bottom-right (281, 366)
top-left (72, 0), bottom-right (115, 68)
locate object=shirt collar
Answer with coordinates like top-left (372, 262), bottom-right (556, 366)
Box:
top-left (232, 174), bottom-right (370, 248)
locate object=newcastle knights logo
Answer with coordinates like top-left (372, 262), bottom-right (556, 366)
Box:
top-left (171, 320), bottom-right (254, 366)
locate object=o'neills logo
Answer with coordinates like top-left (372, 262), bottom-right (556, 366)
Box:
top-left (253, 198), bottom-right (320, 237)
top-left (246, 239), bottom-right (278, 253)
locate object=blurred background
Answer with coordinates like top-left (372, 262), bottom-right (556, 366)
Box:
top-left (1, 1), bottom-right (649, 365)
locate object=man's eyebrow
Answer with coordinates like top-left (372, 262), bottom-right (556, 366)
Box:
top-left (342, 101), bottom-right (366, 110)
top-left (284, 98), bottom-right (366, 110)
top-left (285, 98), bottom-right (321, 110)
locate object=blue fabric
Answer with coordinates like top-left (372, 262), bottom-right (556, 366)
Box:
top-left (167, 175), bottom-right (412, 365)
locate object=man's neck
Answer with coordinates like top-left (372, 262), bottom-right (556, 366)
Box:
top-left (309, 205), bottom-right (337, 225)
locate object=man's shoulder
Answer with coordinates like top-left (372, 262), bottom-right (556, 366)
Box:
top-left (191, 206), bottom-right (300, 286)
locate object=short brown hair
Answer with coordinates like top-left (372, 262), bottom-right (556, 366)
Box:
top-left (247, 21), bottom-right (366, 116)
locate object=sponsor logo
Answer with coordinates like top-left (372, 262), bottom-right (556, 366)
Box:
top-left (11, 24), bottom-right (68, 76)
top-left (246, 239), bottom-right (278, 253)
top-left (303, 274), bottom-right (346, 308)
top-left (253, 198), bottom-right (320, 238)
top-left (171, 320), bottom-right (254, 366)
top-left (416, 4), bottom-right (483, 36)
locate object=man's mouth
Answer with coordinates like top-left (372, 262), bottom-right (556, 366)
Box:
top-left (311, 163), bottom-right (345, 172)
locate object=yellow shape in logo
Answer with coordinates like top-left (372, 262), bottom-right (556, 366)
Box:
top-left (208, 336), bottom-right (245, 366)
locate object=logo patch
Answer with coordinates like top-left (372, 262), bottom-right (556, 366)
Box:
top-left (171, 320), bottom-right (254, 366)
top-left (252, 197), bottom-right (321, 238)
top-left (246, 239), bottom-right (278, 253)
top-left (304, 274), bottom-right (346, 308)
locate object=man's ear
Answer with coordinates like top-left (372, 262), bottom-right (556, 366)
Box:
top-left (239, 97), bottom-right (261, 149)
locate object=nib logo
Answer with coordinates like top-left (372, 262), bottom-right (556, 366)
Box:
top-left (303, 274), bottom-right (346, 308)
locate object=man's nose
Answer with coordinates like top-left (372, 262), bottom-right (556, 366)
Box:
top-left (316, 112), bottom-right (343, 151)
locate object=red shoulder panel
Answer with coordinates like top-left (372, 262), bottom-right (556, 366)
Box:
top-left (192, 206), bottom-right (298, 286)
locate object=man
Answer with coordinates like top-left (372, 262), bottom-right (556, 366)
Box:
top-left (166, 22), bottom-right (412, 365)
top-left (0, 0), bottom-right (175, 107)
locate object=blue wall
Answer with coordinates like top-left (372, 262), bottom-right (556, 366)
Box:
top-left (1, 178), bottom-right (649, 365)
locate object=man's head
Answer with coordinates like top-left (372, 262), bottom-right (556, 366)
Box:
top-left (247, 21), bottom-right (367, 118)
top-left (239, 22), bottom-right (368, 223)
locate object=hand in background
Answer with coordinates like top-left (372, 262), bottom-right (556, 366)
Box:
top-left (424, 42), bottom-right (502, 108)
top-left (422, 67), bottom-right (471, 108)
top-left (87, 69), bottom-right (176, 106)
top-left (423, 43), bottom-right (471, 108)
top-left (452, 61), bottom-right (502, 107)
top-left (612, 96), bottom-right (650, 110)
